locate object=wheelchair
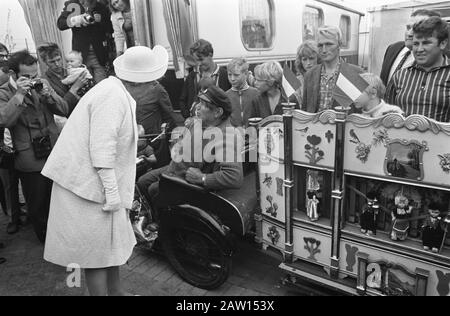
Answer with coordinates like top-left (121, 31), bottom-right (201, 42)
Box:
top-left (131, 125), bottom-right (257, 290)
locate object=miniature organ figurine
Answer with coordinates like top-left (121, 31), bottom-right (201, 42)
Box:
top-left (306, 170), bottom-right (320, 221)
top-left (390, 192), bottom-right (413, 241)
top-left (422, 203), bottom-right (445, 253)
top-left (307, 191), bottom-right (320, 222)
top-left (360, 192), bottom-right (379, 236)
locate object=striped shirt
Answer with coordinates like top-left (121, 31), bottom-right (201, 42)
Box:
top-left (385, 56), bottom-right (450, 122)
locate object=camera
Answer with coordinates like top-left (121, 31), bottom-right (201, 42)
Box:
top-left (30, 79), bottom-right (44, 92)
top-left (85, 14), bottom-right (95, 23)
top-left (31, 135), bottom-right (52, 159)
top-left (85, 11), bottom-right (98, 24)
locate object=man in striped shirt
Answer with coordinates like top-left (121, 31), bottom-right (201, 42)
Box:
top-left (386, 17), bottom-right (450, 122)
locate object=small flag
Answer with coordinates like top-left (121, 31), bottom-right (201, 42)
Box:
top-left (282, 64), bottom-right (301, 98)
top-left (333, 63), bottom-right (369, 108)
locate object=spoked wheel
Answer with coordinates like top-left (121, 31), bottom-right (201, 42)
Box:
top-left (161, 224), bottom-right (232, 290)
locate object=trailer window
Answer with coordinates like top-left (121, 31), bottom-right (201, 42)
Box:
top-left (303, 6), bottom-right (324, 41)
top-left (240, 0), bottom-right (275, 50)
top-left (340, 15), bottom-right (351, 48)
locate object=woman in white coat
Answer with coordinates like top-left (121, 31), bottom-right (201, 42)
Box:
top-left (42, 46), bottom-right (169, 296)
top-left (110, 0), bottom-right (134, 56)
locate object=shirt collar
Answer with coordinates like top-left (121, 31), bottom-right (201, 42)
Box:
top-left (412, 55), bottom-right (450, 71)
top-left (362, 100), bottom-right (385, 117)
top-left (321, 60), bottom-right (341, 77)
top-left (231, 82), bottom-right (250, 92)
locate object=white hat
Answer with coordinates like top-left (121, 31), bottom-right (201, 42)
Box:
top-left (113, 46), bottom-right (169, 83)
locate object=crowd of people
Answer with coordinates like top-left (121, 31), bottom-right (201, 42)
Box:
top-left (0, 0), bottom-right (448, 295)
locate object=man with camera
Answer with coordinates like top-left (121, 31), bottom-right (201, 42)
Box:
top-left (0, 60), bottom-right (22, 236)
top-left (0, 51), bottom-right (74, 243)
top-left (57, 0), bottom-right (113, 84)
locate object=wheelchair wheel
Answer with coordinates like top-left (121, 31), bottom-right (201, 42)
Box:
top-left (161, 220), bottom-right (232, 290)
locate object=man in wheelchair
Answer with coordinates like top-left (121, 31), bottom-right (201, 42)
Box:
top-left (137, 85), bottom-right (244, 201)
top-left (133, 85), bottom-right (245, 239)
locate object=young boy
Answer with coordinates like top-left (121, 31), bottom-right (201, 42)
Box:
top-left (355, 73), bottom-right (404, 118)
top-left (225, 58), bottom-right (259, 127)
top-left (61, 51), bottom-right (95, 96)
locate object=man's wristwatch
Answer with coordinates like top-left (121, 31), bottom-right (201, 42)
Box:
top-left (202, 174), bottom-right (206, 186)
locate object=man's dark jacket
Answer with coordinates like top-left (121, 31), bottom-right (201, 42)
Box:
top-left (57, 0), bottom-right (113, 66)
top-left (380, 41), bottom-right (405, 86)
top-left (179, 66), bottom-right (231, 119)
top-left (302, 62), bottom-right (363, 113)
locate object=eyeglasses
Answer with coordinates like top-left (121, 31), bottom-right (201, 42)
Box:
top-left (0, 54), bottom-right (8, 61)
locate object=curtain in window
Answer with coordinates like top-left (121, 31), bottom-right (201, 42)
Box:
top-left (17, 0), bottom-right (64, 50)
top-left (162, 0), bottom-right (194, 76)
top-left (240, 0), bottom-right (273, 48)
top-left (303, 8), bottom-right (322, 41)
top-left (339, 17), bottom-right (350, 48)
top-left (130, 0), bottom-right (153, 47)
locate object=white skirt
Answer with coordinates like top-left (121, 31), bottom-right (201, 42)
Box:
top-left (44, 183), bottom-right (136, 269)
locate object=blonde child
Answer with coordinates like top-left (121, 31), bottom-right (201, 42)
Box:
top-left (355, 73), bottom-right (404, 118)
top-left (62, 51), bottom-right (95, 96)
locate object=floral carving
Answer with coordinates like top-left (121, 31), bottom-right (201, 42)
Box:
top-left (438, 154), bottom-right (450, 173)
top-left (372, 129), bottom-right (390, 147)
top-left (263, 174), bottom-right (273, 188)
top-left (304, 237), bottom-right (321, 261)
top-left (264, 131), bottom-right (274, 155)
top-left (276, 178), bottom-right (284, 197)
top-left (356, 143), bottom-right (372, 163)
top-left (350, 129), bottom-right (372, 163)
top-left (267, 226), bottom-right (280, 246)
top-left (265, 196), bottom-right (278, 218)
top-left (305, 135), bottom-right (325, 165)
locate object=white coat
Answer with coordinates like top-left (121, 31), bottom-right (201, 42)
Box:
top-left (42, 76), bottom-right (138, 209)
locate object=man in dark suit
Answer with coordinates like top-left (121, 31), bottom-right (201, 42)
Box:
top-left (57, 0), bottom-right (113, 84)
top-left (179, 39), bottom-right (231, 119)
top-left (380, 9), bottom-right (442, 86)
top-left (303, 26), bottom-right (363, 113)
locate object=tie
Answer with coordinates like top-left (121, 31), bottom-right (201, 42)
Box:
top-left (395, 50), bottom-right (412, 73)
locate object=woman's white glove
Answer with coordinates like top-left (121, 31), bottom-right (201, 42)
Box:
top-left (97, 169), bottom-right (122, 212)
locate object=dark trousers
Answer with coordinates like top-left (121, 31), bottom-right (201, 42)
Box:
top-left (360, 210), bottom-right (377, 234)
top-left (0, 166), bottom-right (21, 224)
top-left (423, 227), bottom-right (445, 249)
top-left (17, 171), bottom-right (52, 243)
top-left (137, 166), bottom-right (168, 203)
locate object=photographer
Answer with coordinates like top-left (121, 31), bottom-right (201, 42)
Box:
top-left (57, 0), bottom-right (113, 84)
top-left (0, 51), bottom-right (73, 243)
top-left (0, 60), bottom-right (22, 235)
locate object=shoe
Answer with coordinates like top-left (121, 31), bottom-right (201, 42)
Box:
top-left (7, 222), bottom-right (20, 235)
top-left (0, 257), bottom-right (6, 265)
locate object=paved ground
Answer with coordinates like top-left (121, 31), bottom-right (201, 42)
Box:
top-left (0, 213), bottom-right (309, 296)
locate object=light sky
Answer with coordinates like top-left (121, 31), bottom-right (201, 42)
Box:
top-left (0, 0), bottom-right (35, 52)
